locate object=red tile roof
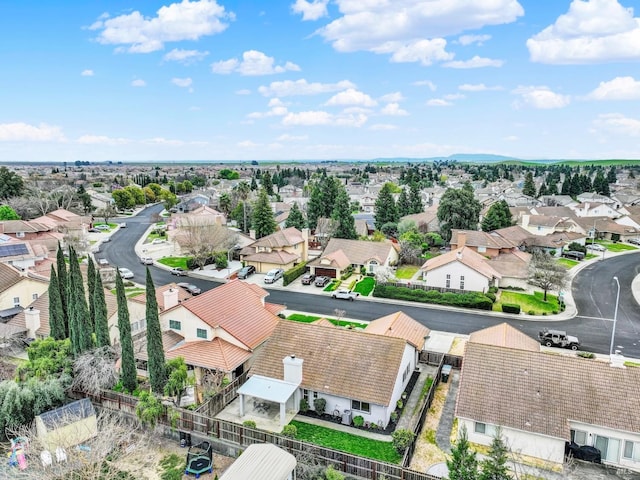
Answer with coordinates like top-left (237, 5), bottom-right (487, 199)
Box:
top-left (365, 311), bottom-right (430, 350)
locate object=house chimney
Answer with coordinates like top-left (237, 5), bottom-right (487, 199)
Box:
top-left (25, 307), bottom-right (40, 338)
top-left (522, 214), bottom-right (530, 229)
top-left (456, 249), bottom-right (463, 260)
top-left (249, 229), bottom-right (256, 240)
top-left (457, 232), bottom-right (466, 248)
top-left (283, 355), bottom-right (303, 384)
top-left (163, 288), bottom-right (179, 310)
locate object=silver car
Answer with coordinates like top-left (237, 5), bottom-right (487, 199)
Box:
top-left (264, 268), bottom-right (284, 284)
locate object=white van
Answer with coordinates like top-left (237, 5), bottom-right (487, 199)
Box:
top-left (140, 256), bottom-right (153, 265)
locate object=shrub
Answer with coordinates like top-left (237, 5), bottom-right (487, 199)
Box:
top-left (324, 465), bottom-right (345, 480)
top-left (360, 266), bottom-right (366, 275)
top-left (340, 266), bottom-right (354, 280)
top-left (283, 262), bottom-right (307, 286)
top-left (313, 397), bottom-right (326, 414)
top-left (501, 285), bottom-right (526, 291)
top-left (552, 310), bottom-right (559, 315)
top-left (485, 292), bottom-right (496, 303)
top-left (528, 310), bottom-right (535, 315)
top-left (353, 415), bottom-right (364, 427)
top-left (243, 420), bottom-right (257, 428)
top-left (396, 399), bottom-right (404, 410)
top-left (282, 424), bottom-right (297, 438)
top-left (391, 428), bottom-right (415, 453)
top-left (501, 303), bottom-right (521, 314)
top-left (299, 398), bottom-right (310, 413)
top-left (135, 391), bottom-right (164, 428)
top-left (577, 352), bottom-right (595, 359)
top-left (373, 284), bottom-right (493, 310)
top-left (568, 242), bottom-right (587, 254)
top-left (390, 411), bottom-right (399, 423)
top-left (487, 286), bottom-right (498, 294)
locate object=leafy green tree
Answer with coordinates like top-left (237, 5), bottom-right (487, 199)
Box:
top-left (306, 175), bottom-right (338, 230)
top-left (87, 257), bottom-right (96, 333)
top-left (48, 265), bottom-right (66, 341)
top-left (374, 183), bottom-right (398, 230)
top-left (397, 188), bottom-right (410, 217)
top-left (76, 184), bottom-right (94, 214)
top-left (331, 185), bottom-right (357, 239)
top-left (437, 184), bottom-right (481, 242)
top-left (409, 182), bottom-right (424, 214)
top-left (522, 171), bottom-right (536, 197)
top-left (218, 192), bottom-right (232, 217)
top-left (261, 171), bottom-right (274, 195)
top-left (593, 170), bottom-right (610, 196)
top-left (115, 272), bottom-right (137, 393)
top-left (0, 205), bottom-right (20, 220)
top-left (145, 268), bottom-right (166, 394)
top-left (285, 202), bottom-right (306, 230)
top-left (481, 200), bottom-right (512, 232)
top-left (251, 188), bottom-right (277, 238)
top-left (93, 269), bottom-right (111, 348)
top-left (0, 378), bottom-right (66, 434)
top-left (479, 428), bottom-right (510, 480)
top-left (447, 425), bottom-right (479, 480)
top-left (18, 338), bottom-right (73, 381)
top-left (607, 166), bottom-right (617, 184)
top-left (135, 391), bottom-right (163, 428)
top-left (0, 166), bottom-right (24, 199)
top-left (112, 188), bottom-right (135, 211)
top-left (528, 250), bottom-right (567, 301)
top-left (218, 168), bottom-right (240, 180)
top-left (56, 246), bottom-right (69, 336)
top-left (164, 357), bottom-right (189, 402)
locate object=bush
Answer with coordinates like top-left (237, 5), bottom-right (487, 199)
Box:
top-left (314, 397), bottom-right (326, 414)
top-left (282, 424), bottom-right (297, 438)
top-left (299, 398), bottom-right (309, 413)
top-left (390, 411), bottom-right (399, 423)
top-left (373, 284), bottom-right (493, 310)
top-left (283, 262), bottom-right (307, 286)
top-left (485, 292), bottom-right (496, 303)
top-left (396, 399), bottom-right (404, 410)
top-left (577, 352), bottom-right (595, 359)
top-left (243, 420), bottom-right (257, 428)
top-left (501, 303), bottom-right (521, 314)
top-left (340, 266), bottom-right (354, 280)
top-left (501, 285), bottom-right (526, 291)
top-left (528, 310), bottom-right (535, 315)
top-left (487, 286), bottom-right (498, 294)
top-left (568, 242), bottom-right (587, 254)
top-left (353, 415), bottom-right (364, 427)
top-left (391, 428), bottom-right (415, 453)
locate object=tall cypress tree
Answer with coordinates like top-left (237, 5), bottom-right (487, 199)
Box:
top-left (522, 172), bottom-right (536, 197)
top-left (55, 245), bottom-right (69, 336)
top-left (285, 202), bottom-right (306, 230)
top-left (48, 265), bottom-right (66, 340)
top-left (116, 272), bottom-right (137, 393)
top-left (87, 257), bottom-right (96, 333)
top-left (145, 268), bottom-right (166, 394)
top-left (68, 247), bottom-right (93, 355)
top-left (331, 185), bottom-right (357, 239)
top-left (93, 270), bottom-right (110, 347)
top-left (397, 188), bottom-right (410, 217)
top-left (409, 182), bottom-right (423, 214)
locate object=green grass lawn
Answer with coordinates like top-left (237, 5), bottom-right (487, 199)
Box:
top-left (157, 257), bottom-right (190, 269)
top-left (597, 241), bottom-right (638, 252)
top-left (420, 252), bottom-right (439, 262)
top-left (110, 287), bottom-right (146, 298)
top-left (324, 280), bottom-right (340, 292)
top-left (287, 314), bottom-right (367, 329)
top-left (585, 253), bottom-right (598, 260)
top-left (290, 420), bottom-right (401, 463)
top-left (556, 258), bottom-right (579, 269)
top-left (353, 277), bottom-right (375, 296)
top-left (495, 290), bottom-right (560, 315)
top-left (145, 232), bottom-right (166, 243)
top-left (395, 265), bottom-right (419, 280)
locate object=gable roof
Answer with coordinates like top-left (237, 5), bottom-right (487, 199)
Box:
top-left (469, 323), bottom-right (539, 352)
top-left (318, 238), bottom-right (396, 265)
top-left (248, 227), bottom-right (304, 249)
top-left (456, 342), bottom-right (640, 440)
top-left (130, 282), bottom-right (192, 310)
top-left (365, 311), bottom-right (430, 350)
top-left (309, 248), bottom-right (351, 270)
top-left (250, 320), bottom-right (407, 406)
top-left (179, 279), bottom-right (279, 350)
top-left (166, 338), bottom-right (253, 371)
top-left (422, 246), bottom-right (502, 280)
top-left (0, 263), bottom-right (23, 292)
top-left (486, 251), bottom-right (531, 279)
top-left (451, 229), bottom-right (516, 249)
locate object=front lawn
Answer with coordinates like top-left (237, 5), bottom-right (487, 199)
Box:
top-left (145, 232), bottom-right (166, 243)
top-left (157, 257), bottom-right (190, 269)
top-left (289, 420), bottom-right (401, 463)
top-left (324, 280), bottom-right (340, 292)
top-left (353, 277), bottom-right (375, 296)
top-left (495, 290), bottom-right (560, 315)
top-left (395, 265), bottom-right (419, 280)
top-left (287, 314), bottom-right (367, 329)
top-left (598, 241), bottom-right (638, 252)
top-left (556, 258), bottom-right (578, 269)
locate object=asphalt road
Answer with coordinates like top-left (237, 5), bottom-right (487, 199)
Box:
top-left (103, 205), bottom-right (640, 358)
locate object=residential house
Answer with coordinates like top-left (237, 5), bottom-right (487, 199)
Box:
top-left (456, 324), bottom-right (640, 472)
top-left (364, 311), bottom-right (430, 366)
top-left (450, 230), bottom-right (517, 257)
top-left (176, 193), bottom-right (211, 213)
top-left (0, 263), bottom-right (49, 320)
top-left (420, 246), bottom-right (501, 292)
top-left (239, 227), bottom-right (309, 273)
top-left (486, 250), bottom-right (532, 290)
top-left (576, 192), bottom-right (615, 205)
top-left (243, 317), bottom-right (422, 427)
top-left (0, 234), bottom-right (49, 271)
top-left (400, 207), bottom-right (440, 233)
top-left (34, 209), bottom-right (92, 232)
top-left (0, 219), bottom-right (65, 253)
top-left (520, 214), bottom-right (581, 236)
top-left (570, 202), bottom-right (621, 219)
top-left (574, 216), bottom-right (640, 242)
top-left (354, 219), bottom-right (369, 237)
top-left (538, 195), bottom-right (577, 207)
top-left (308, 238), bottom-right (399, 278)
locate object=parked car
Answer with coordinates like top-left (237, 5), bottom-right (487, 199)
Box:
top-left (332, 289), bottom-right (360, 301)
top-left (170, 267), bottom-right (187, 276)
top-left (586, 243), bottom-right (606, 252)
top-left (177, 282), bottom-right (201, 295)
top-left (562, 250), bottom-right (585, 261)
top-left (140, 256), bottom-right (153, 265)
top-left (95, 224), bottom-right (110, 231)
top-left (314, 275), bottom-right (331, 287)
top-left (264, 268), bottom-right (284, 284)
top-left (97, 258), bottom-right (109, 266)
top-left (301, 273), bottom-right (316, 285)
top-left (565, 442), bottom-right (601, 463)
top-left (88, 227), bottom-right (100, 233)
top-left (151, 239), bottom-right (166, 245)
top-left (629, 238), bottom-right (640, 245)
top-left (119, 222), bottom-right (127, 228)
top-left (237, 265), bottom-right (256, 279)
top-left (118, 267), bottom-right (134, 279)
top-left (538, 328), bottom-right (580, 350)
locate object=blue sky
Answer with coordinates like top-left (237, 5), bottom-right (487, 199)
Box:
top-left (1, 0), bottom-right (640, 162)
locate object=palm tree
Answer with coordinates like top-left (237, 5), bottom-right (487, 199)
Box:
top-left (233, 181), bottom-right (251, 233)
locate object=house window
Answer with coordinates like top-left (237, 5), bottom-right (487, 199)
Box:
top-left (197, 328), bottom-right (207, 339)
top-left (402, 364), bottom-right (410, 383)
top-left (32, 293), bottom-right (38, 300)
top-left (368, 260), bottom-right (378, 273)
top-left (474, 422), bottom-right (496, 436)
top-left (16, 231), bottom-right (25, 238)
top-left (169, 320), bottom-right (181, 330)
top-left (571, 429), bottom-right (587, 445)
top-left (595, 435), bottom-right (621, 463)
top-left (13, 297), bottom-right (19, 306)
top-left (460, 276), bottom-right (465, 290)
top-left (303, 389), bottom-right (319, 404)
top-left (351, 400), bottom-right (371, 413)
top-left (623, 441), bottom-right (640, 462)
top-left (445, 274), bottom-right (451, 289)
top-left (477, 246), bottom-right (486, 253)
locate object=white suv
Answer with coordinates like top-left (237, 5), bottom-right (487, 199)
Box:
top-left (264, 268), bottom-right (284, 284)
top-left (140, 256), bottom-right (153, 265)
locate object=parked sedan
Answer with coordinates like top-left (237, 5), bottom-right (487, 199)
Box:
top-left (332, 289), bottom-right (360, 301)
top-left (314, 276), bottom-right (331, 287)
top-left (586, 243), bottom-right (606, 252)
top-left (118, 267), bottom-right (134, 279)
top-left (177, 282), bottom-right (201, 295)
top-left (237, 265), bottom-right (256, 279)
top-left (170, 267), bottom-right (187, 276)
top-left (88, 227), bottom-right (101, 233)
top-left (95, 224), bottom-right (111, 231)
top-left (301, 273), bottom-right (316, 285)
top-left (264, 268), bottom-right (284, 284)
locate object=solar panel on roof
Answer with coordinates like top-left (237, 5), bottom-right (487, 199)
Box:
top-left (0, 244), bottom-right (29, 257)
top-left (0, 234), bottom-right (10, 243)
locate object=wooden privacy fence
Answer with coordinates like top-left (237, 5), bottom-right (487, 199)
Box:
top-left (195, 371), bottom-right (248, 417)
top-left (419, 351), bottom-right (463, 369)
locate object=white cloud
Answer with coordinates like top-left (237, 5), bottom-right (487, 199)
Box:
top-left (317, 0), bottom-right (523, 63)
top-left (458, 83), bottom-right (502, 91)
top-left (0, 122), bottom-right (65, 142)
top-left (443, 56), bottom-right (504, 68)
top-left (142, 137), bottom-right (188, 146)
top-left (91, 0), bottom-right (233, 53)
top-left (247, 98), bottom-right (289, 118)
top-left (527, 0), bottom-right (640, 64)
top-left (370, 124), bottom-right (399, 131)
top-left (258, 79), bottom-right (356, 97)
top-left (238, 140), bottom-right (260, 148)
top-left (276, 134), bottom-right (309, 141)
top-left (325, 88), bottom-right (377, 107)
top-left (282, 110), bottom-right (367, 127)
top-left (587, 76), bottom-right (640, 100)
top-left (426, 99), bottom-right (452, 107)
top-left (512, 86), bottom-right (571, 109)
top-left (291, 0), bottom-right (329, 21)
top-left (163, 48), bottom-right (209, 64)
top-left (235, 89), bottom-right (251, 95)
top-left (457, 34), bottom-right (491, 46)
top-left (503, 135), bottom-right (519, 141)
top-left (171, 77), bottom-right (193, 88)
top-left (131, 78), bottom-right (146, 87)
top-left (76, 135), bottom-right (129, 145)
top-left (413, 80), bottom-right (437, 91)
top-left (81, 69), bottom-right (94, 76)
top-left (379, 92), bottom-right (404, 103)
top-left (381, 103), bottom-right (409, 116)
top-left (373, 39), bottom-right (453, 66)
top-left (593, 113), bottom-right (640, 136)
top-left (444, 93), bottom-right (465, 100)
top-left (211, 50), bottom-right (300, 76)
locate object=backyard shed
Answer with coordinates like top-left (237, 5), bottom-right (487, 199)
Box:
top-left (35, 398), bottom-right (98, 451)
top-left (220, 443), bottom-right (297, 480)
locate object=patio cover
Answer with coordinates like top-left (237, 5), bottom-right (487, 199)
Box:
top-left (237, 375), bottom-right (300, 426)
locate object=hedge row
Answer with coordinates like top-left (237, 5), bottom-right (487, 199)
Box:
top-left (372, 285), bottom-right (493, 310)
top-left (283, 262), bottom-right (307, 286)
top-left (501, 303), bottom-right (521, 314)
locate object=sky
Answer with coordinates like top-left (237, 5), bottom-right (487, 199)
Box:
top-left (1, 0), bottom-right (640, 163)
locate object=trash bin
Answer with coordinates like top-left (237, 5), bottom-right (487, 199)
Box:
top-left (441, 364), bottom-right (452, 383)
top-left (179, 431), bottom-right (187, 447)
top-left (341, 410), bottom-right (352, 425)
top-left (185, 433), bottom-right (192, 447)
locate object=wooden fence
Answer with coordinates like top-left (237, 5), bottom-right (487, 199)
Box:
top-left (419, 351), bottom-right (463, 369)
top-left (195, 371), bottom-right (248, 417)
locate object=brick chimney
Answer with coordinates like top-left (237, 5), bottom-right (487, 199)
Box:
top-left (163, 288), bottom-right (179, 310)
top-left (283, 355), bottom-right (303, 384)
top-left (249, 229), bottom-right (256, 240)
top-left (521, 214), bottom-right (530, 229)
top-left (25, 307), bottom-right (40, 338)
top-left (457, 232), bottom-right (466, 248)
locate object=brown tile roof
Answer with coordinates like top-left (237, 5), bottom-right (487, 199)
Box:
top-left (308, 248), bottom-right (351, 270)
top-left (456, 342), bottom-right (640, 440)
top-left (526, 215), bottom-right (565, 228)
top-left (486, 251), bottom-right (531, 279)
top-left (323, 238), bottom-right (396, 265)
top-left (492, 225), bottom-right (532, 244)
top-left (250, 320), bottom-right (407, 406)
top-left (130, 282), bottom-right (192, 310)
top-left (0, 263), bottom-right (23, 292)
top-left (181, 279), bottom-right (279, 350)
top-left (365, 311), bottom-right (430, 350)
top-left (534, 207), bottom-right (577, 218)
top-left (451, 229), bottom-right (517, 249)
top-left (133, 330), bottom-right (185, 362)
top-left (401, 211), bottom-right (438, 226)
top-left (264, 303), bottom-right (286, 316)
top-left (165, 338), bottom-right (252, 371)
top-left (468, 323), bottom-right (539, 351)
top-left (311, 318), bottom-right (335, 327)
top-left (0, 220), bottom-right (52, 234)
top-left (242, 250), bottom-right (300, 265)
top-left (249, 227), bottom-right (304, 249)
top-left (422, 247), bottom-right (502, 279)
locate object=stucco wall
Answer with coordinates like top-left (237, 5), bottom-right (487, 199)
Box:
top-left (425, 262), bottom-right (491, 292)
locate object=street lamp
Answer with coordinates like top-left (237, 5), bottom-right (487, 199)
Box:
top-left (610, 276), bottom-right (620, 357)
